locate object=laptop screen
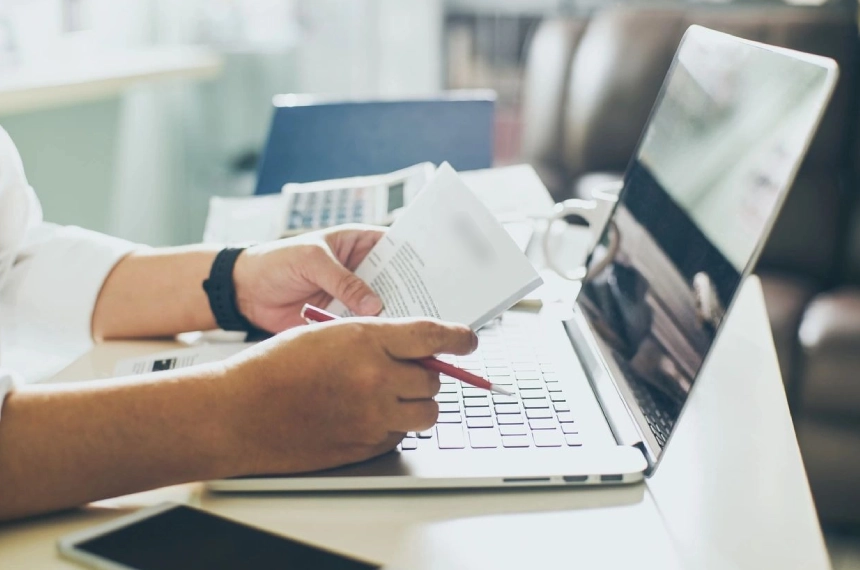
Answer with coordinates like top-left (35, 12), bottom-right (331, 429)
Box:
top-left (576, 27), bottom-right (837, 460)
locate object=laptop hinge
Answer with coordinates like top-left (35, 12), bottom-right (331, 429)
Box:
top-left (565, 307), bottom-right (658, 471)
top-left (634, 441), bottom-right (656, 475)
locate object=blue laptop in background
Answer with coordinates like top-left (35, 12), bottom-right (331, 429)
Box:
top-left (254, 91), bottom-right (496, 195)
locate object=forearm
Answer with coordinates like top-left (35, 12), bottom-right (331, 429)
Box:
top-left (92, 245), bottom-right (220, 339)
top-left (0, 365), bottom-right (242, 521)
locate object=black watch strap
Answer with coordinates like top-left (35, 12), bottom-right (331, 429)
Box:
top-left (202, 247), bottom-right (258, 333)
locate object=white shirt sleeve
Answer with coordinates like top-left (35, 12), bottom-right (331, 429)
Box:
top-left (3, 223), bottom-right (139, 342)
top-left (0, 126), bottom-right (139, 392)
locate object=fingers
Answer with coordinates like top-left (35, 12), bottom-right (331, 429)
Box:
top-left (366, 432), bottom-right (406, 459)
top-left (385, 360), bottom-right (441, 400)
top-left (308, 249), bottom-right (383, 316)
top-left (376, 319), bottom-right (477, 359)
top-left (390, 400), bottom-right (439, 433)
top-left (324, 225), bottom-right (386, 270)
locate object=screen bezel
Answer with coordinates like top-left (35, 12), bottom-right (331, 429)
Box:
top-left (57, 502), bottom-right (380, 570)
top-left (569, 25), bottom-right (839, 472)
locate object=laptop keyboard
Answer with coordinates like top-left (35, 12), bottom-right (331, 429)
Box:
top-left (398, 317), bottom-right (583, 452)
top-left (628, 378), bottom-right (676, 448)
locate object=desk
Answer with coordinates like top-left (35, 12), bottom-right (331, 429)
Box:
top-left (0, 167), bottom-right (830, 568)
top-left (0, 277), bottom-right (829, 569)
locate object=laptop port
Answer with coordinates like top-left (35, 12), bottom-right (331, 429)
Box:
top-left (563, 475), bottom-right (589, 483)
top-left (502, 477), bottom-right (551, 484)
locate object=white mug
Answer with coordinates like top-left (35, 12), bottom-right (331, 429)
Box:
top-left (542, 180), bottom-right (623, 281)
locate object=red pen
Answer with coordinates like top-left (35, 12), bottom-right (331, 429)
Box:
top-left (300, 304), bottom-right (513, 396)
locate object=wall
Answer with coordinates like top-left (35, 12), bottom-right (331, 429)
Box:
top-left (1, 0), bottom-right (443, 246)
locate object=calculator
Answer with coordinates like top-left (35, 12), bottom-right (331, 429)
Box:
top-left (281, 163), bottom-right (435, 235)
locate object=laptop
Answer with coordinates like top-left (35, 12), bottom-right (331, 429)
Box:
top-left (209, 26), bottom-right (838, 492)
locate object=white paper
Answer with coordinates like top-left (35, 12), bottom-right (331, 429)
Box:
top-left (327, 163), bottom-right (543, 329)
top-left (202, 194), bottom-right (287, 244)
top-left (113, 344), bottom-right (252, 376)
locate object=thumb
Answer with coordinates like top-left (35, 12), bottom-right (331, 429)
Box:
top-left (311, 250), bottom-right (383, 316)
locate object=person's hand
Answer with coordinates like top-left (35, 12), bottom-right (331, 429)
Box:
top-left (220, 317), bottom-right (477, 475)
top-left (232, 225), bottom-right (385, 333)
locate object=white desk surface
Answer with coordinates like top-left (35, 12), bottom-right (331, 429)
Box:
top-left (0, 167), bottom-right (830, 568)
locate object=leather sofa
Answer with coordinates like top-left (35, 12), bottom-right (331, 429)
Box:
top-left (520, 6), bottom-right (860, 525)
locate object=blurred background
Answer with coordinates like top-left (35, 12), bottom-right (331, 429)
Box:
top-left (1, 0), bottom-right (859, 566)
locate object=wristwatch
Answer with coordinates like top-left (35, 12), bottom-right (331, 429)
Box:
top-left (202, 247), bottom-right (268, 339)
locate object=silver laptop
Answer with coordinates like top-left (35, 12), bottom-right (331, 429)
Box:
top-left (209, 26), bottom-right (838, 492)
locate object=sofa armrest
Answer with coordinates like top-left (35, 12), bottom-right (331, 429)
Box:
top-left (798, 288), bottom-right (860, 419)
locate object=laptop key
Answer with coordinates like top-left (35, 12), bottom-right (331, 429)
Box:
top-left (533, 430), bottom-right (563, 447)
top-left (520, 389), bottom-right (548, 399)
top-left (465, 407), bottom-right (492, 418)
top-left (561, 423), bottom-right (578, 434)
top-left (502, 435), bottom-right (531, 448)
top-left (435, 393), bottom-right (460, 404)
top-left (526, 409), bottom-right (553, 420)
top-left (528, 419), bottom-right (558, 430)
top-left (438, 403), bottom-right (460, 413)
top-left (469, 429), bottom-right (501, 449)
top-left (417, 429), bottom-right (434, 439)
top-left (492, 394), bottom-right (518, 404)
top-left (522, 399), bottom-right (550, 409)
top-left (464, 397), bottom-right (489, 407)
top-left (515, 370), bottom-right (541, 380)
top-left (437, 413), bottom-right (463, 424)
top-left (497, 413), bottom-right (525, 425)
top-left (467, 417), bottom-right (494, 429)
top-left (500, 424), bottom-right (528, 436)
top-left (400, 438), bottom-right (419, 450)
top-left (494, 403), bottom-right (521, 415)
top-left (557, 412), bottom-right (575, 423)
top-left (565, 434), bottom-right (584, 447)
top-left (437, 424), bottom-right (466, 449)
